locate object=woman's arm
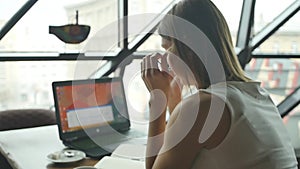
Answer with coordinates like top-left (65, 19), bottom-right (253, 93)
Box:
top-left (141, 53), bottom-right (182, 168)
top-left (146, 93), bottom-right (167, 169)
top-left (145, 81), bottom-right (182, 169)
top-left (148, 95), bottom-right (206, 169)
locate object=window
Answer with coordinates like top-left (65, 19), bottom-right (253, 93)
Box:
top-left (135, 0), bottom-right (243, 53)
top-left (0, 60), bottom-right (109, 110)
top-left (273, 42), bottom-right (280, 53)
top-left (123, 59), bottom-right (149, 123)
top-left (254, 13), bottom-right (300, 54)
top-left (254, 0), bottom-right (296, 35)
top-left (291, 41), bottom-right (298, 53)
top-left (211, 0), bottom-right (243, 45)
top-left (3, 0), bottom-right (298, 116)
top-left (0, 0), bottom-right (27, 30)
top-left (0, 0), bottom-right (118, 53)
top-left (245, 58), bottom-right (300, 105)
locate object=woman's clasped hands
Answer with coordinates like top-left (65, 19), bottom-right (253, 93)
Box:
top-left (141, 52), bottom-right (182, 115)
top-left (141, 53), bottom-right (172, 94)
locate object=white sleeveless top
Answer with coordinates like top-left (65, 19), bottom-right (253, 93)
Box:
top-left (192, 81), bottom-right (298, 169)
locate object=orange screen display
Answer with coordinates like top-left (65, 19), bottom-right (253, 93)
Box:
top-left (55, 81), bottom-right (124, 133)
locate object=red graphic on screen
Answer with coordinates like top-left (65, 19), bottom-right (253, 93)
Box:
top-left (56, 82), bottom-right (121, 132)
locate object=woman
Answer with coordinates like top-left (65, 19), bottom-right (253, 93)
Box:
top-left (141, 0), bottom-right (298, 168)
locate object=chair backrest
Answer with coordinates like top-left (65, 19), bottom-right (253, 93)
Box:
top-left (0, 109), bottom-right (56, 131)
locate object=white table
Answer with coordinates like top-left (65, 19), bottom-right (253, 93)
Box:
top-left (0, 125), bottom-right (65, 169)
top-left (0, 123), bottom-right (148, 169)
top-left (0, 125), bottom-right (98, 169)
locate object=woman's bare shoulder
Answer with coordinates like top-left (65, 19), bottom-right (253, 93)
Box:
top-left (174, 91), bottom-right (214, 115)
top-left (168, 90), bottom-right (231, 148)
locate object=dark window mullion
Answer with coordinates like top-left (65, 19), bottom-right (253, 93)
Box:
top-left (236, 0), bottom-right (256, 68)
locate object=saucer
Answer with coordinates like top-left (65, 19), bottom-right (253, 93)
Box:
top-left (47, 150), bottom-right (86, 163)
top-left (73, 166), bottom-right (97, 169)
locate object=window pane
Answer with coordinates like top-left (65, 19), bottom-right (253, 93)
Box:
top-left (253, 12), bottom-right (300, 54)
top-left (211, 0), bottom-right (243, 45)
top-left (135, 0), bottom-right (242, 52)
top-left (290, 105), bottom-right (300, 116)
top-left (0, 0), bottom-right (27, 30)
top-left (122, 59), bottom-right (149, 123)
top-left (127, 0), bottom-right (175, 46)
top-left (0, 0), bottom-right (118, 53)
top-left (0, 60), bottom-right (105, 110)
top-left (136, 33), bottom-right (163, 52)
top-left (129, 0), bottom-right (174, 15)
top-left (254, 0), bottom-right (296, 35)
top-left (245, 58), bottom-right (300, 105)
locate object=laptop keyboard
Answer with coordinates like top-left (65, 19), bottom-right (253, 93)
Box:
top-left (85, 146), bottom-right (111, 157)
top-left (122, 129), bottom-right (147, 138)
top-left (72, 138), bottom-right (100, 149)
top-left (70, 133), bottom-right (130, 150)
top-left (69, 129), bottom-right (147, 157)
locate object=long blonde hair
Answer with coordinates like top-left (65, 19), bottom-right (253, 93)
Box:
top-left (158, 0), bottom-right (251, 88)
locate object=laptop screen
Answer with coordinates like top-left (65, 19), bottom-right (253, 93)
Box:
top-left (52, 78), bottom-right (130, 137)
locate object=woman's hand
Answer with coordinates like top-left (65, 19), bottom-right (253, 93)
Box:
top-left (141, 53), bottom-right (182, 114)
top-left (141, 53), bottom-right (172, 95)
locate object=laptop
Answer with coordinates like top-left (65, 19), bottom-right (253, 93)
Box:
top-left (52, 77), bottom-right (146, 158)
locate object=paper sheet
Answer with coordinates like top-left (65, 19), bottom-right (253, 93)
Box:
top-left (94, 156), bottom-right (145, 169)
top-left (111, 144), bottom-right (146, 161)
